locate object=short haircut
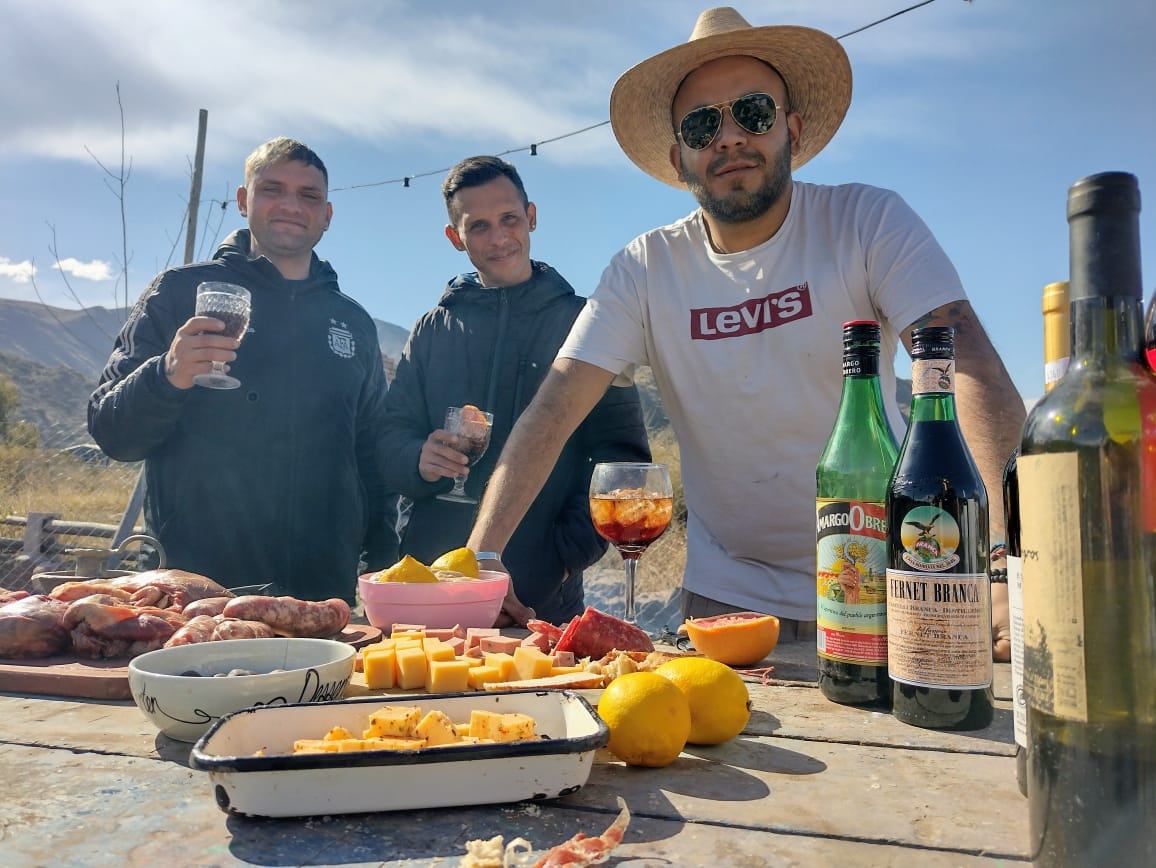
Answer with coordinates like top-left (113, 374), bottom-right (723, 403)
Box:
top-left (243, 137), bottom-right (328, 187)
top-left (442, 156), bottom-right (528, 225)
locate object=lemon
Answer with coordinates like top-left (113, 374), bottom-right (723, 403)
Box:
top-left (376, 554), bottom-right (438, 584)
top-left (429, 547), bottom-right (479, 579)
top-left (596, 671), bottom-right (690, 768)
top-left (655, 657), bottom-right (751, 745)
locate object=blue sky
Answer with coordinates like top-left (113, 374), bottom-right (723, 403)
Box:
top-left (2, 0), bottom-right (1154, 401)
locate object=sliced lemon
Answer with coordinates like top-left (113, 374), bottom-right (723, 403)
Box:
top-left (429, 547), bottom-right (480, 579)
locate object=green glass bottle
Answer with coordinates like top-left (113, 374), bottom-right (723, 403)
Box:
top-left (816, 321), bottom-right (900, 706)
top-left (1020, 171), bottom-right (1156, 866)
top-left (885, 326), bottom-right (994, 730)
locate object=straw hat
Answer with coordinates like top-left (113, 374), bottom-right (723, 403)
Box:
top-left (610, 6), bottom-right (852, 188)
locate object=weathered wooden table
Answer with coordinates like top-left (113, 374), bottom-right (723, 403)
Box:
top-left (0, 643), bottom-right (1028, 866)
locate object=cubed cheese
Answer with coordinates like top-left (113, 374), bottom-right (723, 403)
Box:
top-left (390, 629), bottom-right (426, 641)
top-left (361, 736), bottom-right (426, 751)
top-left (415, 709), bottom-right (460, 746)
top-left (293, 738), bottom-right (341, 754)
top-left (324, 725), bottom-right (356, 741)
top-left (423, 640), bottom-right (457, 663)
top-left (365, 705), bottom-right (422, 738)
top-left (469, 709), bottom-right (504, 740)
top-left (395, 646), bottom-right (428, 690)
top-left (467, 665), bottom-right (503, 690)
top-left (470, 710), bottom-right (536, 743)
top-left (494, 712), bottom-right (536, 743)
top-left (427, 659), bottom-right (471, 694)
top-left (512, 646), bottom-right (554, 681)
top-left (362, 647), bottom-right (397, 689)
top-left (482, 652), bottom-right (517, 681)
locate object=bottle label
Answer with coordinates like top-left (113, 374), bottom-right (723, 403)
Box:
top-left (885, 568), bottom-right (992, 688)
top-left (1018, 453), bottom-right (1088, 722)
top-left (815, 499), bottom-right (888, 665)
top-left (1043, 356), bottom-right (1070, 390)
top-left (843, 353), bottom-right (880, 377)
top-left (1008, 553), bottom-right (1027, 749)
top-left (911, 358), bottom-right (955, 395)
top-left (1142, 382), bottom-right (1156, 533)
top-left (886, 505), bottom-right (992, 689)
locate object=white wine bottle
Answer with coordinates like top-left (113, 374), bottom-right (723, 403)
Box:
top-left (1020, 172), bottom-right (1156, 865)
top-left (1007, 279), bottom-right (1070, 796)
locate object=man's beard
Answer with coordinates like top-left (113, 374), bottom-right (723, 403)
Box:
top-left (682, 138), bottom-right (791, 225)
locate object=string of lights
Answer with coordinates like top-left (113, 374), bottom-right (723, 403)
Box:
top-left (330, 0), bottom-right (957, 194)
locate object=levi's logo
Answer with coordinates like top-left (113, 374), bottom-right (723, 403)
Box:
top-left (690, 283), bottom-right (813, 340)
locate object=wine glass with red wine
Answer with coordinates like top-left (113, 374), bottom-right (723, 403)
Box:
top-left (437, 405), bottom-right (494, 504)
top-left (192, 282), bottom-right (251, 390)
top-left (589, 462), bottom-right (674, 624)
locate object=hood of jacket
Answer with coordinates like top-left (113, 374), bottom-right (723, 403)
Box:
top-left (437, 260), bottom-right (575, 314)
top-left (212, 228), bottom-right (340, 295)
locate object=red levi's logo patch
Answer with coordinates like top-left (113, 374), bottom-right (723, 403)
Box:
top-left (690, 283), bottom-right (813, 340)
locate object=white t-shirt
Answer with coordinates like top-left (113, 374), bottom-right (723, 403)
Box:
top-left (559, 181), bottom-right (966, 620)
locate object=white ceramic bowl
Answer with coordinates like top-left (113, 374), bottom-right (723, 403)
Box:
top-left (357, 569), bottom-right (509, 630)
top-left (128, 638), bottom-right (356, 743)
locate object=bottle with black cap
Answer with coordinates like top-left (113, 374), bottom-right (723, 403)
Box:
top-left (1019, 171), bottom-right (1156, 865)
top-left (885, 326), bottom-right (994, 730)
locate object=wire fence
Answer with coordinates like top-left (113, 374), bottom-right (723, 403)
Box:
top-left (0, 446), bottom-right (143, 593)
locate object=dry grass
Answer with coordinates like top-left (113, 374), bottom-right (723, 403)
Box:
top-left (0, 447), bottom-right (139, 524)
top-left (0, 433), bottom-right (689, 596)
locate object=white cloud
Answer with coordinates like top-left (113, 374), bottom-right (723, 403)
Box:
top-left (0, 258), bottom-right (37, 283)
top-left (53, 258), bottom-right (114, 281)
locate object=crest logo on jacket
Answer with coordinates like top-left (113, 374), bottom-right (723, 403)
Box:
top-left (328, 320), bottom-right (355, 358)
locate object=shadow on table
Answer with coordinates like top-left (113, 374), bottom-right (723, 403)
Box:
top-left (221, 797), bottom-right (639, 866)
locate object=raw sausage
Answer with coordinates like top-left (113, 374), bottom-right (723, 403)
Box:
top-left (165, 614), bottom-right (218, 647)
top-left (211, 618), bottom-right (276, 641)
top-left (182, 597), bottom-right (232, 619)
top-left (221, 596), bottom-right (350, 638)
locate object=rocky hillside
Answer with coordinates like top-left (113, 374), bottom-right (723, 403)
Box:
top-left (0, 298), bottom-right (410, 448)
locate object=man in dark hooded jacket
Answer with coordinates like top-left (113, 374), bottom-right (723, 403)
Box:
top-left (88, 137), bottom-right (397, 603)
top-left (381, 156), bottom-right (650, 625)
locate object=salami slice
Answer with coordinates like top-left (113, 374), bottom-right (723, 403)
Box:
top-left (553, 607), bottom-right (653, 659)
top-left (551, 614), bottom-right (584, 655)
top-left (525, 618), bottom-right (565, 645)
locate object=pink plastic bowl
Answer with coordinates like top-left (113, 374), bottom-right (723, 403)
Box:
top-left (357, 569), bottom-right (509, 630)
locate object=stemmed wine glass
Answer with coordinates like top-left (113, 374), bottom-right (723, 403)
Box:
top-left (437, 405), bottom-right (494, 504)
top-left (589, 462), bottom-right (674, 624)
top-left (192, 282), bottom-right (251, 390)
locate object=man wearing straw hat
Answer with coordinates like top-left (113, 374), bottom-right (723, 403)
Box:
top-left (468, 7), bottom-right (1021, 658)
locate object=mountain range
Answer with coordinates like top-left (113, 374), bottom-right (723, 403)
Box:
top-left (0, 298), bottom-right (410, 447)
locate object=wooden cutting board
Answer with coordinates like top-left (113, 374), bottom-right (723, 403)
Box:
top-left (0, 624), bottom-right (382, 701)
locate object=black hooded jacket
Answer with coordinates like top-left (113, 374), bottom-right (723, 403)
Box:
top-left (381, 262), bottom-right (651, 623)
top-left (87, 229), bottom-right (398, 601)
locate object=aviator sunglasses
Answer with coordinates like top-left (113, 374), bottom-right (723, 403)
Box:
top-left (677, 92), bottom-right (782, 150)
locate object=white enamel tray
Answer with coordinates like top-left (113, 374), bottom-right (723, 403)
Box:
top-left (189, 689), bottom-right (608, 818)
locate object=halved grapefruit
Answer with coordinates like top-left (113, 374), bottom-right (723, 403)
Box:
top-left (683, 611), bottom-right (780, 667)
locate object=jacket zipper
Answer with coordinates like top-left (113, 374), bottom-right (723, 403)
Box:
top-left (483, 289), bottom-right (510, 413)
